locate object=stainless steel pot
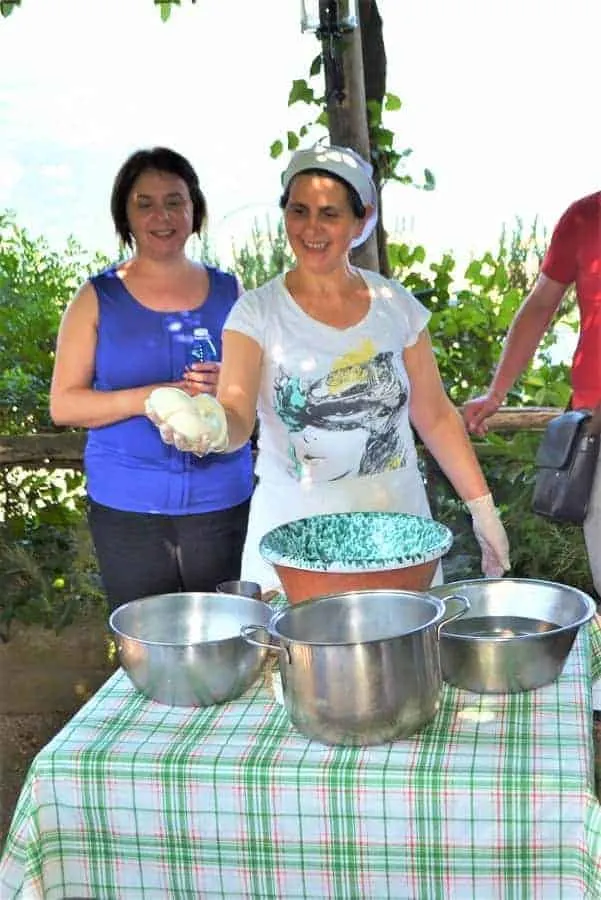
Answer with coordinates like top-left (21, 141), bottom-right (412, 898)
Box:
top-left (430, 578), bottom-right (596, 693)
top-left (242, 589), bottom-right (468, 746)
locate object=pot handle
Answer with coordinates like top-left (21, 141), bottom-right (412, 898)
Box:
top-left (437, 593), bottom-right (470, 639)
top-left (240, 624), bottom-right (278, 650)
top-left (240, 625), bottom-right (292, 664)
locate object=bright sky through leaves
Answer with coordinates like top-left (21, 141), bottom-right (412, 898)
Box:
top-left (0, 0), bottom-right (600, 267)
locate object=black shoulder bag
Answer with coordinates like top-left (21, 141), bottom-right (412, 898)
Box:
top-left (531, 406), bottom-right (601, 525)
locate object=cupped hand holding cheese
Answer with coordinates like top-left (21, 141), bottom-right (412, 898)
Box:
top-left (192, 394), bottom-right (229, 451)
top-left (145, 386), bottom-right (228, 454)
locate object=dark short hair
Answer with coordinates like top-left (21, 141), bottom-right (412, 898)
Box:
top-left (110, 147), bottom-right (207, 248)
top-left (279, 168), bottom-right (366, 220)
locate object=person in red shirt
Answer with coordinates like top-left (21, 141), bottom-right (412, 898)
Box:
top-left (463, 191), bottom-right (601, 593)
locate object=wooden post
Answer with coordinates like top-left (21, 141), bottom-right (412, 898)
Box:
top-left (321, 21), bottom-right (379, 272)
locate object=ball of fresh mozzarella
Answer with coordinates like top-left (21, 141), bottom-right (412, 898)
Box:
top-left (146, 387), bottom-right (193, 420)
top-left (164, 408), bottom-right (205, 442)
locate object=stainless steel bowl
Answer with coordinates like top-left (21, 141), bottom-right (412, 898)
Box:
top-left (109, 592), bottom-right (273, 707)
top-left (216, 580), bottom-right (262, 600)
top-left (430, 578), bottom-right (596, 693)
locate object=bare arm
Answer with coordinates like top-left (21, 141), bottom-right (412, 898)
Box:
top-left (50, 282), bottom-right (168, 428)
top-left (216, 329), bottom-right (263, 451)
top-left (406, 329), bottom-right (490, 502)
top-left (463, 273), bottom-right (568, 433)
top-left (489, 273), bottom-right (568, 398)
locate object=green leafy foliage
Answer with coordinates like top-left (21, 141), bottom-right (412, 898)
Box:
top-left (0, 503), bottom-right (105, 641)
top-left (230, 220), bottom-right (294, 291)
top-left (309, 54), bottom-right (322, 78)
top-left (270, 71), bottom-right (328, 161)
top-left (271, 55), bottom-right (433, 197)
top-left (0, 0), bottom-right (21, 19)
top-left (434, 431), bottom-right (594, 596)
top-left (0, 215), bottom-right (111, 635)
top-left (289, 79), bottom-right (316, 106)
top-left (389, 221), bottom-right (587, 592)
top-left (367, 94), bottom-right (435, 191)
top-left (0, 213), bottom-right (109, 435)
top-left (153, 0), bottom-right (181, 22)
top-left (388, 219), bottom-right (573, 408)
top-left (384, 93), bottom-right (402, 112)
top-left (2, 0), bottom-right (198, 20)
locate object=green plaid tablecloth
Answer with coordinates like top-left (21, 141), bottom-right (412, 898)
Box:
top-left (2, 620), bottom-right (601, 900)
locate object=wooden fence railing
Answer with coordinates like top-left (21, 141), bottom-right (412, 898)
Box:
top-left (0, 432), bottom-right (85, 469)
top-left (0, 408), bottom-right (559, 470)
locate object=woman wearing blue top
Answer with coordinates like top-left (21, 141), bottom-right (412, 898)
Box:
top-left (50, 147), bottom-right (254, 612)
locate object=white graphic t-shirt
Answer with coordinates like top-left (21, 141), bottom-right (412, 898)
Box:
top-left (224, 269), bottom-right (435, 588)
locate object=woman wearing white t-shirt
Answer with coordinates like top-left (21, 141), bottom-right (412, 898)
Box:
top-left (156, 145), bottom-right (510, 590)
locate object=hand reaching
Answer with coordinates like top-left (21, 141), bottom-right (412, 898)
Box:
top-left (462, 392), bottom-right (504, 436)
top-left (466, 493), bottom-right (511, 577)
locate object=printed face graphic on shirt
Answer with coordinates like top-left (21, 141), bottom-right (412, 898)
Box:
top-left (273, 341), bottom-right (409, 483)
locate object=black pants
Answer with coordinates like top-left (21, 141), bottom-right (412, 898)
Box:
top-left (87, 498), bottom-right (250, 613)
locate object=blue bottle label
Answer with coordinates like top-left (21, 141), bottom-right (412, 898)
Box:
top-left (190, 328), bottom-right (218, 363)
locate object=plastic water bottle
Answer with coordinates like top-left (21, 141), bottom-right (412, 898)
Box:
top-left (189, 327), bottom-right (218, 364)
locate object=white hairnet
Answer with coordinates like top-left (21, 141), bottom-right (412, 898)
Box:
top-left (282, 144), bottom-right (378, 248)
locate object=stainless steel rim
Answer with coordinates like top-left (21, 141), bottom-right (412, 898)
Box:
top-left (109, 593), bottom-right (271, 648)
top-left (268, 588), bottom-right (446, 647)
top-left (434, 577), bottom-right (596, 642)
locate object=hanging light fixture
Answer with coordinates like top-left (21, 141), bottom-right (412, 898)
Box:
top-left (300, 0), bottom-right (358, 35)
top-left (300, 1), bottom-right (359, 103)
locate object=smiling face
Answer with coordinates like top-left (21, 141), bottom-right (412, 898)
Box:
top-left (126, 169), bottom-right (194, 260)
top-left (283, 173), bottom-right (365, 275)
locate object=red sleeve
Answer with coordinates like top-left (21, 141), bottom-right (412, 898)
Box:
top-left (541, 202), bottom-right (581, 286)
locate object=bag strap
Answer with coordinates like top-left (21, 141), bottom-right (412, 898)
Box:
top-left (587, 402), bottom-right (601, 435)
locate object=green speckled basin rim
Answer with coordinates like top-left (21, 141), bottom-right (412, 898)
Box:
top-left (259, 512), bottom-right (453, 573)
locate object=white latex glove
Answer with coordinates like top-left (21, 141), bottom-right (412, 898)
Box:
top-left (191, 394), bottom-right (229, 453)
top-left (466, 493), bottom-right (511, 577)
top-left (145, 387), bottom-right (228, 456)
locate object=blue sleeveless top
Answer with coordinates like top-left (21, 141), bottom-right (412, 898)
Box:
top-left (84, 265), bottom-right (254, 515)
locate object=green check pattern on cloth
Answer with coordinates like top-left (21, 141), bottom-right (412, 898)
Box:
top-left (2, 620), bottom-right (601, 900)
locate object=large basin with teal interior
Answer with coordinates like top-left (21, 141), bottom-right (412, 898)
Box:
top-left (259, 511), bottom-right (453, 604)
